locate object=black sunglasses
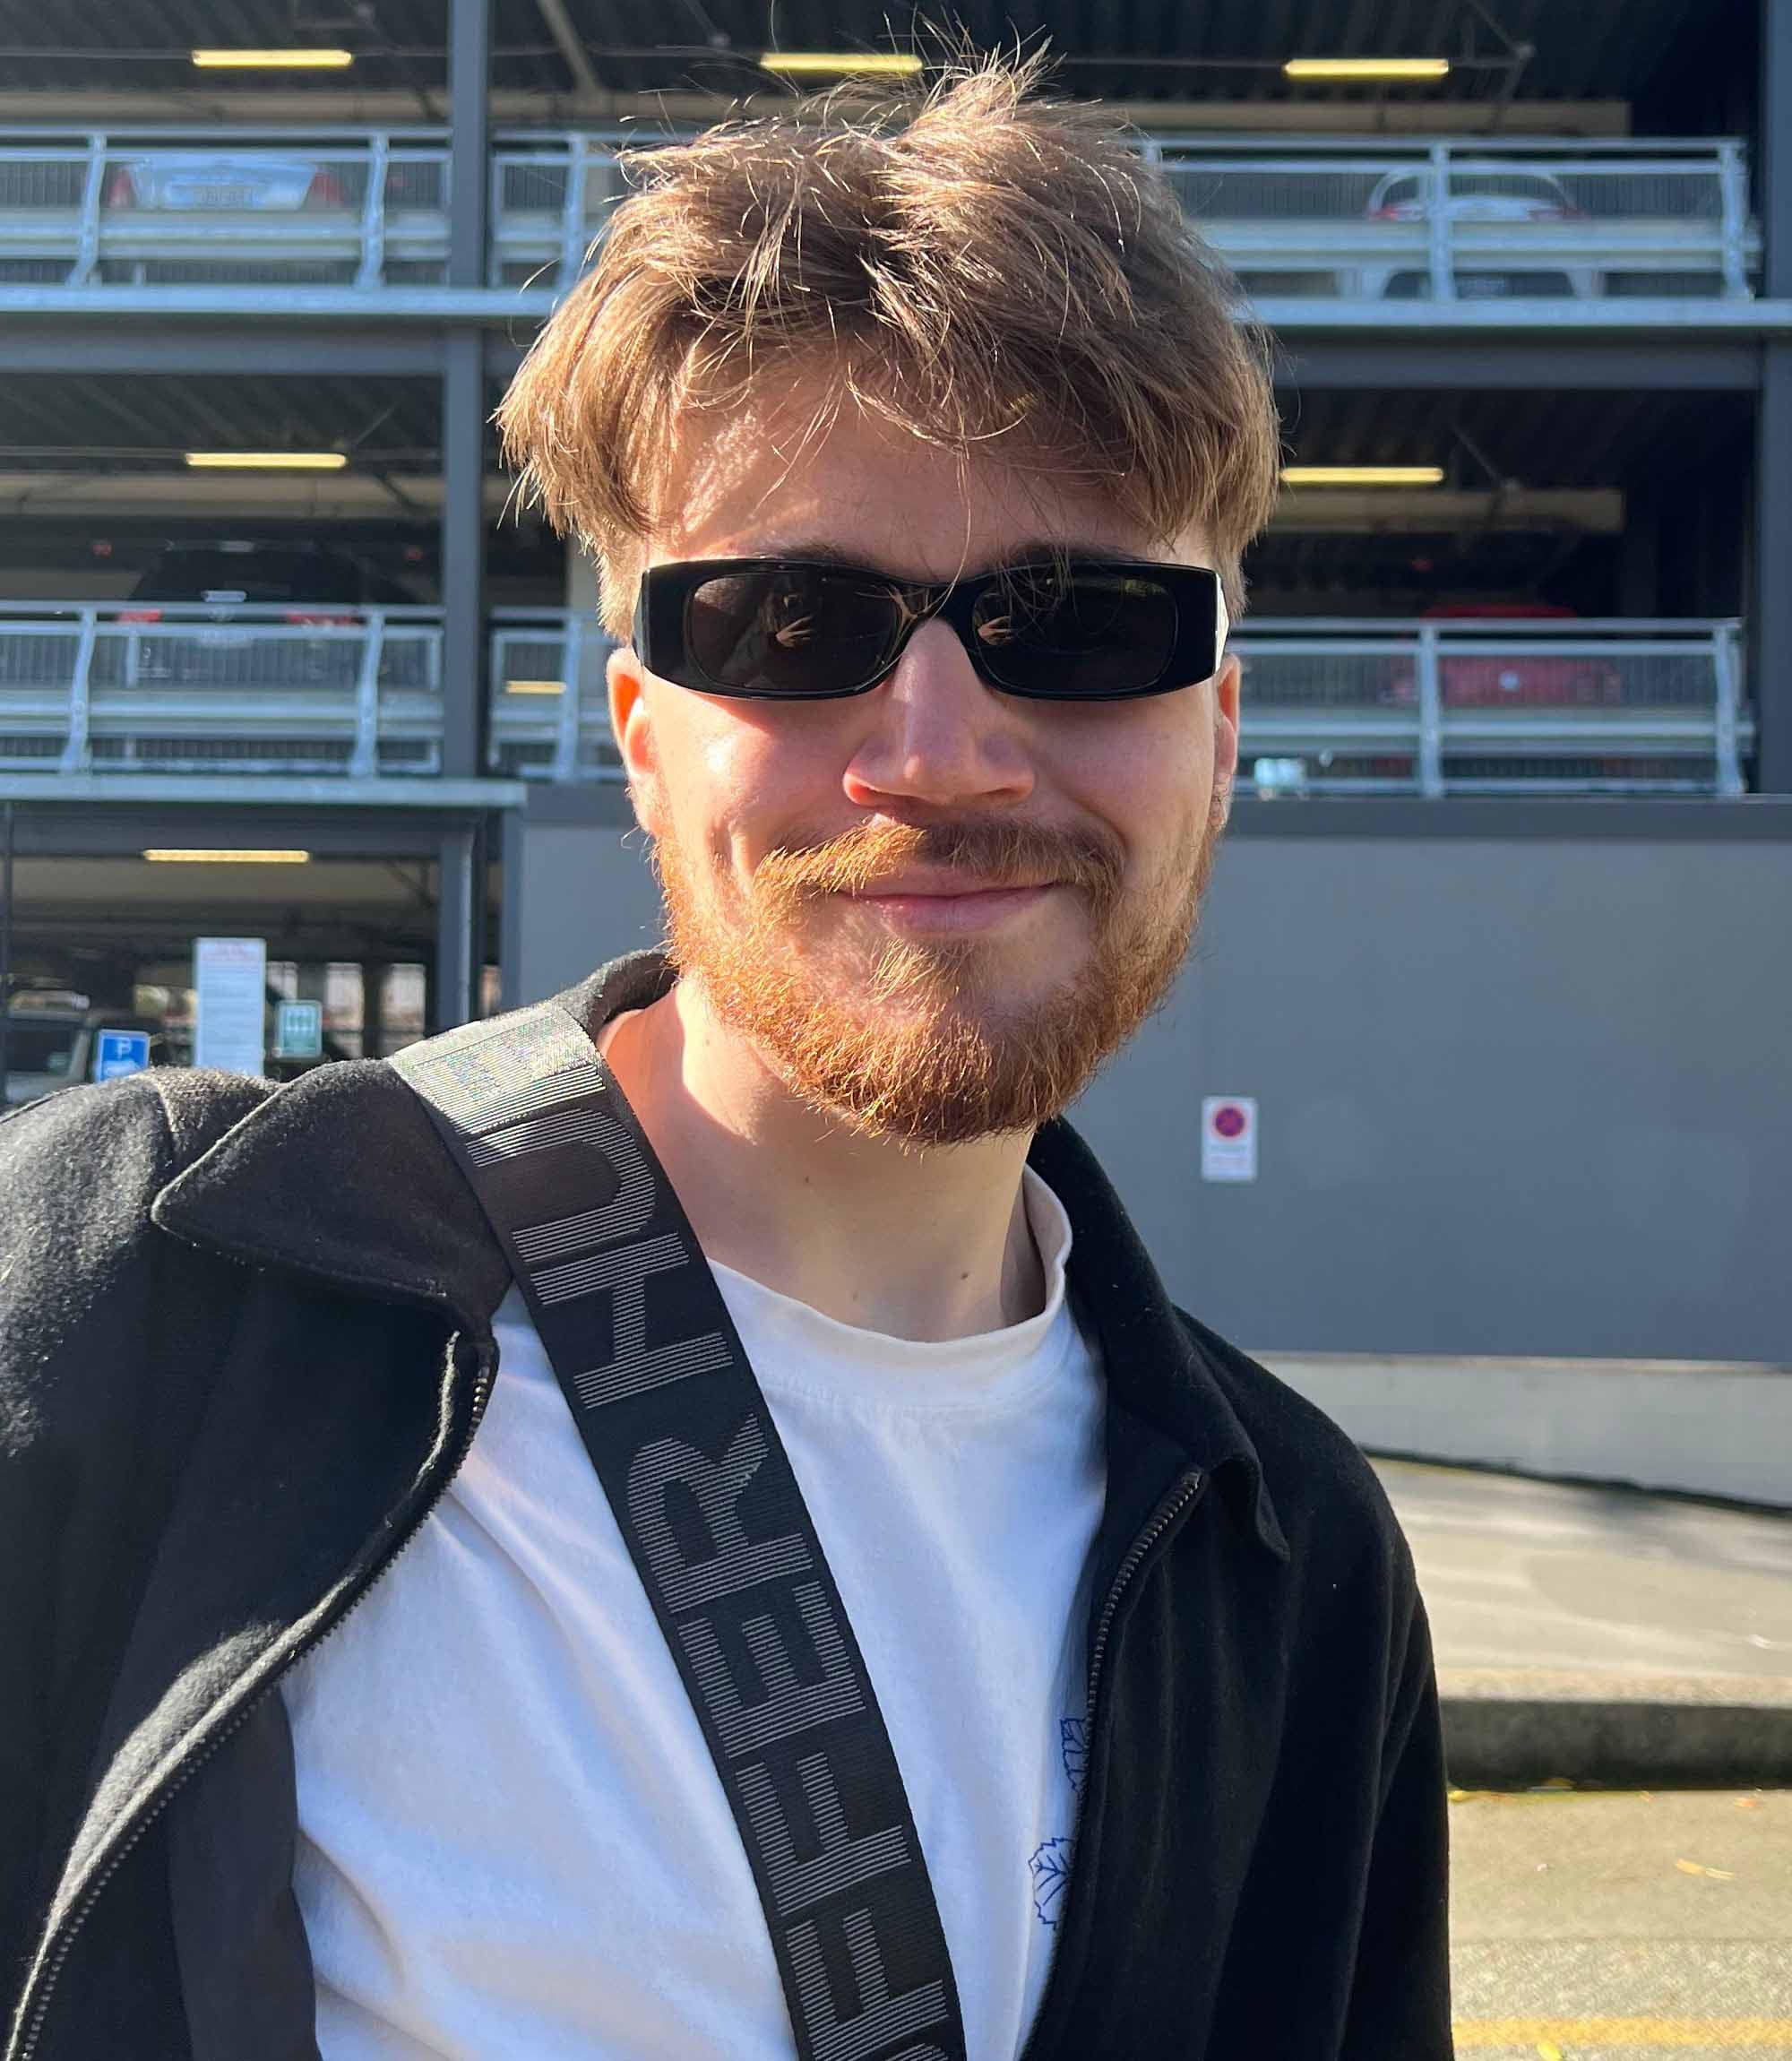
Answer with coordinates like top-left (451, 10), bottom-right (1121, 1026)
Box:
top-left (633, 556), bottom-right (1228, 703)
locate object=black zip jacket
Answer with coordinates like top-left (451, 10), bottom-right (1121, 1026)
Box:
top-left (1, 947), bottom-right (1452, 2060)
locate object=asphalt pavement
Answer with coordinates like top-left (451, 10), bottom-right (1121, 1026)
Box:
top-left (1450, 1787), bottom-right (1792, 2058)
top-left (1372, 1460), bottom-right (1792, 1787)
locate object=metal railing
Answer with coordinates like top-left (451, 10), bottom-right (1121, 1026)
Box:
top-left (0, 604), bottom-right (1749, 798)
top-left (0, 128), bottom-right (1762, 302)
top-left (0, 129), bottom-right (450, 289)
top-left (497, 132), bottom-right (1762, 301)
top-left (1232, 617), bottom-right (1749, 797)
top-left (0, 601), bottom-right (445, 774)
top-left (1145, 137), bottom-right (1760, 303)
top-left (489, 608), bottom-right (620, 781)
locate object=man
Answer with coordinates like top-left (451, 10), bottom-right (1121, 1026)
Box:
top-left (0, 54), bottom-right (1451, 2061)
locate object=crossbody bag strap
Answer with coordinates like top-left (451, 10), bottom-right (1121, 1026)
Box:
top-left (392, 1003), bottom-right (968, 2061)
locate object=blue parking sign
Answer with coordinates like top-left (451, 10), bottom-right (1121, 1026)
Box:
top-left (95, 1028), bottom-right (152, 1082)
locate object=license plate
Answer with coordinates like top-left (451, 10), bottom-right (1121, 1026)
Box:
top-left (179, 184), bottom-right (261, 209)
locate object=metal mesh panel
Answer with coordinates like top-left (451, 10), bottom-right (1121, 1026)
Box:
top-left (1443, 755), bottom-right (1719, 791)
top-left (1235, 646), bottom-right (1413, 709)
top-left (378, 631), bottom-right (441, 692)
top-left (1606, 271), bottom-right (1730, 297)
top-left (491, 739), bottom-right (557, 776)
top-left (100, 257), bottom-right (359, 286)
top-left (495, 635), bottom-right (564, 686)
top-left (1510, 167), bottom-right (1725, 222)
top-left (500, 160), bottom-right (567, 211)
top-left (0, 626), bottom-right (82, 689)
top-left (1162, 163), bottom-right (1387, 223)
top-left (0, 735), bottom-right (65, 763)
top-left (0, 153), bottom-right (86, 207)
top-left (89, 735), bottom-right (356, 771)
top-left (0, 257), bottom-right (75, 281)
top-left (1245, 749), bottom-right (1417, 793)
top-left (99, 628), bottom-right (366, 691)
top-left (385, 159), bottom-right (446, 211)
top-left (1437, 643), bottom-right (1714, 709)
top-left (573, 732), bottom-right (625, 779)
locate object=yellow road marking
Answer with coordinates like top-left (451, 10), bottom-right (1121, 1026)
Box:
top-left (1455, 2022), bottom-right (1792, 2048)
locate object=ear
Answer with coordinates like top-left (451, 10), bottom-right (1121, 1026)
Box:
top-left (607, 643), bottom-right (668, 839)
top-left (1210, 651), bottom-right (1242, 822)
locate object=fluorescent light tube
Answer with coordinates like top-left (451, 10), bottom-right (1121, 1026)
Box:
top-left (1280, 465), bottom-right (1446, 487)
top-left (185, 453), bottom-right (349, 470)
top-left (1284, 57), bottom-right (1451, 80)
top-left (142, 849), bottom-right (314, 864)
top-left (191, 48), bottom-right (355, 69)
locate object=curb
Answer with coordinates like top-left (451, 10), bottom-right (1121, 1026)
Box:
top-left (1440, 1673), bottom-right (1792, 1788)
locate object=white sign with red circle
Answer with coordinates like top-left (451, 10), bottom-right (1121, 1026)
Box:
top-left (1201, 1096), bottom-right (1258, 1183)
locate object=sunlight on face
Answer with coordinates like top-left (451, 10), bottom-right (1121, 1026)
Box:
top-left (608, 382), bottom-right (1240, 1147)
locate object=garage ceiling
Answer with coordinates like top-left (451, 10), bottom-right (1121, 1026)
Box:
top-left (0, 0), bottom-right (1750, 121)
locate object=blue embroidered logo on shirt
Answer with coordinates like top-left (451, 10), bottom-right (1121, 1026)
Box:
top-left (1029, 1718), bottom-right (1092, 1928)
top-left (1060, 1717), bottom-right (1090, 1796)
top-left (1029, 1837), bottom-right (1075, 1928)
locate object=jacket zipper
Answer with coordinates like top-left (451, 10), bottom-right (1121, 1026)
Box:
top-left (1018, 1465), bottom-right (1206, 2061)
top-left (11, 1339), bottom-right (499, 2061)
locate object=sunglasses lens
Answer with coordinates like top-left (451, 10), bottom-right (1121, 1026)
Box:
top-left (970, 569), bottom-right (1181, 695)
top-left (685, 566), bottom-right (903, 695)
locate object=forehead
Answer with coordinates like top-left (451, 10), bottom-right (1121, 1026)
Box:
top-left (652, 376), bottom-right (1202, 582)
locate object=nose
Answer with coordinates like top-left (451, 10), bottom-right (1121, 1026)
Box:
top-left (840, 617), bottom-right (1036, 812)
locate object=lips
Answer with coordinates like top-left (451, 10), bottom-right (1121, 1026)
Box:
top-left (847, 875), bottom-right (1055, 898)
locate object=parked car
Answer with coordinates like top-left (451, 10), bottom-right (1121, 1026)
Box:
top-left (119, 542), bottom-right (419, 685)
top-left (1398, 602), bottom-right (1626, 708)
top-left (125, 542), bottom-right (417, 616)
top-left (0, 1006), bottom-right (182, 1108)
top-left (1351, 168), bottom-right (1599, 302)
top-left (104, 155), bottom-right (349, 216)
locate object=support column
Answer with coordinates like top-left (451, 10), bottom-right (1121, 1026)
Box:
top-left (435, 826), bottom-right (478, 1032)
top-left (1754, 0), bottom-right (1792, 789)
top-left (1759, 347), bottom-right (1792, 790)
top-left (499, 806), bottom-right (526, 1009)
top-left (448, 0), bottom-right (489, 290)
top-left (440, 0), bottom-right (490, 781)
top-left (363, 961), bottom-right (390, 1061)
top-left (441, 331), bottom-right (487, 781)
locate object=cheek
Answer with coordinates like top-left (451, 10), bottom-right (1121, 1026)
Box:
top-left (1062, 702), bottom-right (1211, 829)
top-left (670, 705), bottom-right (835, 873)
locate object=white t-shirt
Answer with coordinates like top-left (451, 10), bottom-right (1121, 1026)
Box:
top-left (282, 1164), bottom-right (1107, 2061)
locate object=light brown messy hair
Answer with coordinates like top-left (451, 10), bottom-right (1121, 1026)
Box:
top-left (496, 48), bottom-right (1281, 639)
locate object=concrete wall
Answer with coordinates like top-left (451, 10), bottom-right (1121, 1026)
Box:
top-left (1264, 1356), bottom-right (1792, 1507)
top-left (514, 806), bottom-right (663, 1005)
top-left (513, 804), bottom-right (1792, 1367)
top-left (1072, 824), bottom-right (1792, 1365)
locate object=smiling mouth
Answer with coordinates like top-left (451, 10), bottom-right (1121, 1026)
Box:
top-left (839, 882), bottom-right (1059, 931)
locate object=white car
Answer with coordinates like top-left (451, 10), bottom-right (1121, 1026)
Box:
top-left (1348, 168), bottom-right (1601, 301)
top-left (104, 153), bottom-right (349, 214)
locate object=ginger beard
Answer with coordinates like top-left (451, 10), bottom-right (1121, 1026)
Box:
top-left (647, 791), bottom-right (1227, 1149)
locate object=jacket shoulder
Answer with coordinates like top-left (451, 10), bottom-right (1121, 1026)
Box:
top-left (0, 1066), bottom-right (273, 1216)
top-left (0, 1071), bottom-right (273, 1403)
top-left (1172, 1302), bottom-right (1412, 1573)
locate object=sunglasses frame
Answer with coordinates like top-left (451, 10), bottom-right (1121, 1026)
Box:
top-left (633, 555), bottom-right (1229, 703)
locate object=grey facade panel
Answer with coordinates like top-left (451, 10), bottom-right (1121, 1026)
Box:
top-left (1073, 834), bottom-right (1792, 1364)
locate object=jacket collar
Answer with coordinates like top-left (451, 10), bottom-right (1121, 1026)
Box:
top-left (155, 946), bottom-right (1286, 1561)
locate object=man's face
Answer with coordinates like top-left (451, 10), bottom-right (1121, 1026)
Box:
top-left (607, 382), bottom-right (1241, 1149)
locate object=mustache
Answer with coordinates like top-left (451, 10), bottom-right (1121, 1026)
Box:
top-left (750, 817), bottom-right (1126, 915)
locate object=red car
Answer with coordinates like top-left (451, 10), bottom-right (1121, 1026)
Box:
top-left (1391, 603), bottom-right (1625, 707)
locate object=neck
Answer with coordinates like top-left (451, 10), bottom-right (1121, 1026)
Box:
top-left (595, 979), bottom-right (1047, 1342)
